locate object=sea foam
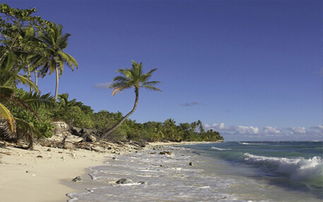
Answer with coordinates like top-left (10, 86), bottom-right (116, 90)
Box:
top-left (211, 146), bottom-right (232, 151)
top-left (244, 153), bottom-right (323, 188)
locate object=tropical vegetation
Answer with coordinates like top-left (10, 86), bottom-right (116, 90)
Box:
top-left (0, 4), bottom-right (223, 149)
top-left (103, 61), bottom-right (161, 138)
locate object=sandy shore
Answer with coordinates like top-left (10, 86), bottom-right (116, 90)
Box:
top-left (0, 144), bottom-right (110, 202)
top-left (0, 141), bottom-right (216, 202)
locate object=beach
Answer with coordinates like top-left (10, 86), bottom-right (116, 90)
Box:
top-left (0, 141), bottom-right (144, 202)
top-left (1, 141), bottom-right (322, 202)
top-left (0, 141), bottom-right (216, 202)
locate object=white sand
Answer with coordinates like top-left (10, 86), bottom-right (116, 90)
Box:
top-left (0, 141), bottom-right (217, 202)
top-left (0, 145), bottom-right (109, 202)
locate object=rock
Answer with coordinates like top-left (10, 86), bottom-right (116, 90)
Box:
top-left (53, 121), bottom-right (70, 133)
top-left (189, 162), bottom-right (193, 166)
top-left (64, 142), bottom-right (75, 150)
top-left (116, 178), bottom-right (133, 184)
top-left (70, 127), bottom-right (83, 137)
top-left (159, 151), bottom-right (172, 155)
top-left (36, 155), bottom-right (43, 158)
top-left (138, 181), bottom-right (145, 184)
top-left (84, 134), bottom-right (96, 143)
top-left (112, 157), bottom-right (116, 160)
top-left (72, 176), bottom-right (82, 182)
top-left (47, 148), bottom-right (51, 152)
top-left (129, 140), bottom-right (146, 147)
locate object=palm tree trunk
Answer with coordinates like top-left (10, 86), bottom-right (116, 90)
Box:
top-left (55, 68), bottom-right (60, 100)
top-left (26, 67), bottom-right (31, 93)
top-left (34, 71), bottom-right (38, 86)
top-left (103, 87), bottom-right (139, 138)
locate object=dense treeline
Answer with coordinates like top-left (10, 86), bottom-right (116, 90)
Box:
top-left (52, 94), bottom-right (223, 142)
top-left (0, 4), bottom-right (223, 148)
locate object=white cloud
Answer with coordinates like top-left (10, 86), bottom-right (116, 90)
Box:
top-left (211, 122), bottom-right (226, 130)
top-left (94, 82), bottom-right (111, 88)
top-left (205, 123), bottom-right (323, 141)
top-left (263, 126), bottom-right (281, 134)
top-left (289, 127), bottom-right (306, 134)
top-left (234, 125), bottom-right (259, 134)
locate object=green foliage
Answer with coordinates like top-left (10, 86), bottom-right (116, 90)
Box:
top-left (1, 88), bottom-right (54, 149)
top-left (0, 3), bottom-right (224, 146)
top-left (45, 94), bottom-right (223, 143)
top-left (51, 94), bottom-right (94, 128)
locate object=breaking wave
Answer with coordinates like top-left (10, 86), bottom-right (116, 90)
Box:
top-left (244, 153), bottom-right (323, 188)
top-left (211, 146), bottom-right (232, 151)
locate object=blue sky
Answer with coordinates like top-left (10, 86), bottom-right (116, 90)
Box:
top-left (6, 0), bottom-right (323, 140)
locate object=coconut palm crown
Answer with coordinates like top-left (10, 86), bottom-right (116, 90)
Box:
top-left (103, 61), bottom-right (161, 137)
top-left (34, 23), bottom-right (78, 100)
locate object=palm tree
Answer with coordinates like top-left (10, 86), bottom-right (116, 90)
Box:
top-left (0, 51), bottom-right (53, 149)
top-left (34, 23), bottom-right (78, 100)
top-left (103, 61), bottom-right (161, 138)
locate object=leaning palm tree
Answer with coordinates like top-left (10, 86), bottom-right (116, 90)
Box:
top-left (103, 61), bottom-right (161, 137)
top-left (33, 23), bottom-right (78, 100)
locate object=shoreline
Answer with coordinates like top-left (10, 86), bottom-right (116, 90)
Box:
top-left (0, 141), bottom-right (218, 202)
top-left (0, 144), bottom-right (116, 202)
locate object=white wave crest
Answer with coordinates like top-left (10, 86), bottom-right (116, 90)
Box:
top-left (240, 142), bottom-right (266, 145)
top-left (244, 153), bottom-right (323, 186)
top-left (211, 147), bottom-right (232, 151)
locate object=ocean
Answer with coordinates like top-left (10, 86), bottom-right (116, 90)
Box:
top-left (68, 142), bottom-right (323, 202)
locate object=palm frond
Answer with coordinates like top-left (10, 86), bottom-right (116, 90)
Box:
top-left (143, 85), bottom-right (161, 91)
top-left (109, 81), bottom-right (131, 89)
top-left (0, 86), bottom-right (15, 99)
top-left (141, 68), bottom-right (157, 81)
top-left (16, 74), bottom-right (39, 93)
top-left (19, 92), bottom-right (55, 110)
top-left (117, 69), bottom-right (132, 79)
top-left (142, 80), bottom-right (160, 86)
top-left (58, 51), bottom-right (78, 69)
top-left (0, 102), bottom-right (15, 133)
top-left (113, 76), bottom-right (129, 82)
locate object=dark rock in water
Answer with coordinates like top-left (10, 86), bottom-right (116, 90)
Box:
top-left (189, 162), bottom-right (193, 166)
top-left (116, 178), bottom-right (133, 184)
top-left (160, 151), bottom-right (172, 155)
top-left (72, 176), bottom-right (82, 182)
top-left (138, 181), bottom-right (145, 184)
top-left (129, 140), bottom-right (146, 147)
top-left (47, 148), bottom-right (51, 152)
top-left (112, 157), bottom-right (116, 160)
top-left (36, 155), bottom-right (43, 158)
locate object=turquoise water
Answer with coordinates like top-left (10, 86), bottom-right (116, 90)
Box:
top-left (184, 141), bottom-right (323, 200)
